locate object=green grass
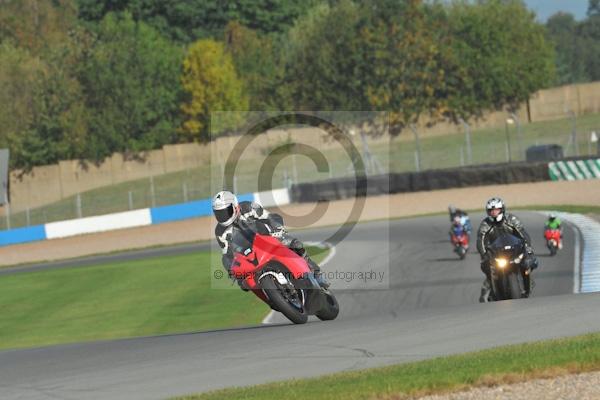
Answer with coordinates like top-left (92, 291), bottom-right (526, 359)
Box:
top-left (175, 332), bottom-right (600, 400)
top-left (3, 113), bottom-right (600, 230)
top-left (0, 246), bottom-right (329, 351)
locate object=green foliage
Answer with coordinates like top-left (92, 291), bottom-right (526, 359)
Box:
top-left (224, 22), bottom-right (283, 111)
top-left (180, 39), bottom-right (248, 140)
top-left (546, 1), bottom-right (600, 84)
top-left (282, 1), bottom-right (367, 111)
top-left (78, 12), bottom-right (183, 159)
top-left (0, 0), bottom-right (78, 54)
top-left (359, 0), bottom-right (465, 131)
top-left (0, 0), bottom-right (577, 171)
top-left (281, 0), bottom-right (555, 133)
top-left (0, 0), bottom-right (91, 170)
top-left (76, 0), bottom-right (318, 42)
top-left (446, 0), bottom-right (555, 115)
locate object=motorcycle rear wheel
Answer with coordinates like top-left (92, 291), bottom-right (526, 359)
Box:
top-left (315, 290), bottom-right (339, 321)
top-left (261, 276), bottom-right (308, 324)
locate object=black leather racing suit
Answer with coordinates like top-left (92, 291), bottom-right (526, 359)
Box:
top-left (476, 213), bottom-right (538, 296)
top-left (215, 201), bottom-right (323, 288)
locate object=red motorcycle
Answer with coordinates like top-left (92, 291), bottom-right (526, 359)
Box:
top-left (229, 220), bottom-right (339, 324)
top-left (450, 226), bottom-right (469, 260)
top-left (544, 229), bottom-right (561, 256)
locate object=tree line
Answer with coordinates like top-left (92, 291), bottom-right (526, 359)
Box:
top-left (0, 0), bottom-right (595, 170)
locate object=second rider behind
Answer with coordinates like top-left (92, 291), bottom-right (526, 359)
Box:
top-left (477, 197), bottom-right (538, 302)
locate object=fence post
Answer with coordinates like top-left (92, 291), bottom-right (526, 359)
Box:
top-left (414, 151), bottom-right (420, 172)
top-left (509, 113), bottom-right (521, 161)
top-left (26, 207), bottom-right (30, 227)
top-left (568, 110), bottom-right (578, 157)
top-left (409, 124), bottom-right (422, 172)
top-left (183, 182), bottom-right (188, 203)
top-left (150, 176), bottom-right (156, 208)
top-left (459, 118), bottom-right (472, 165)
top-left (292, 154), bottom-right (298, 184)
top-left (5, 203), bottom-right (10, 230)
top-left (76, 193), bottom-right (82, 219)
top-left (504, 119), bottom-right (512, 163)
top-left (128, 191), bottom-right (134, 210)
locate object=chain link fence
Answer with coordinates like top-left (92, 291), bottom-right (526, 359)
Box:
top-left (1, 113), bottom-right (599, 230)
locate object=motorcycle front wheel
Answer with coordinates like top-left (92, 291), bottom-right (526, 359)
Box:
top-left (261, 276), bottom-right (308, 324)
top-left (506, 272), bottom-right (522, 300)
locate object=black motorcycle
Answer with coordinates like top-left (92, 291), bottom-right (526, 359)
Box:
top-left (487, 234), bottom-right (532, 301)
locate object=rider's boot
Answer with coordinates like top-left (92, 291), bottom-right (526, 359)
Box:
top-left (479, 278), bottom-right (492, 303)
top-left (523, 274), bottom-right (535, 297)
top-left (305, 255), bottom-right (330, 289)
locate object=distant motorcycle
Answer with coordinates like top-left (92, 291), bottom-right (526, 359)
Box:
top-left (487, 234), bottom-right (532, 301)
top-left (450, 224), bottom-right (469, 260)
top-left (450, 230), bottom-right (469, 260)
top-left (544, 229), bottom-right (561, 256)
top-left (229, 220), bottom-right (339, 324)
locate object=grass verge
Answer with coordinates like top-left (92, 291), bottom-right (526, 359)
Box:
top-left (0, 246), bottom-right (328, 351)
top-left (174, 332), bottom-right (600, 400)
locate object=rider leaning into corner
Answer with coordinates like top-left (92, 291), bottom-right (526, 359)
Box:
top-left (212, 190), bottom-right (330, 290)
top-left (477, 197), bottom-right (539, 302)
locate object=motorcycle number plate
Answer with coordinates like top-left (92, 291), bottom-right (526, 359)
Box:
top-left (504, 246), bottom-right (512, 250)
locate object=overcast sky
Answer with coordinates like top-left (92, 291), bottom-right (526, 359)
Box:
top-left (523, 0), bottom-right (589, 22)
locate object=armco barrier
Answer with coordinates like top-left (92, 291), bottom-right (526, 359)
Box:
top-left (45, 209), bottom-right (152, 239)
top-left (291, 162), bottom-right (550, 203)
top-left (149, 193), bottom-right (254, 224)
top-left (0, 190), bottom-right (289, 247)
top-left (549, 159), bottom-right (600, 181)
top-left (0, 225), bottom-right (47, 246)
top-left (253, 188), bottom-right (290, 208)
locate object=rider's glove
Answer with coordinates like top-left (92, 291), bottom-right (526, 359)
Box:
top-left (271, 226), bottom-right (286, 239)
top-left (481, 252), bottom-right (491, 263)
top-left (525, 245), bottom-right (534, 255)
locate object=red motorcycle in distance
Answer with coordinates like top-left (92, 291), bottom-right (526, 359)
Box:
top-left (544, 229), bottom-right (561, 256)
top-left (229, 220), bottom-right (339, 324)
top-left (450, 226), bottom-right (469, 260)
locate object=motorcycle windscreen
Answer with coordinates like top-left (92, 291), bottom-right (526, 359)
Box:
top-left (489, 234), bottom-right (523, 252)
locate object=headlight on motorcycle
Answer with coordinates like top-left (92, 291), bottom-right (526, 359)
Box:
top-left (514, 253), bottom-right (524, 264)
top-left (495, 258), bottom-right (508, 268)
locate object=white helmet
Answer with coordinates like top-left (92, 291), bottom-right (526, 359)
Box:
top-left (485, 197), bottom-right (505, 223)
top-left (212, 191), bottom-right (239, 226)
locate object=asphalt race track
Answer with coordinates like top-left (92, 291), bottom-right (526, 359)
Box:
top-left (2, 212), bottom-right (599, 400)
